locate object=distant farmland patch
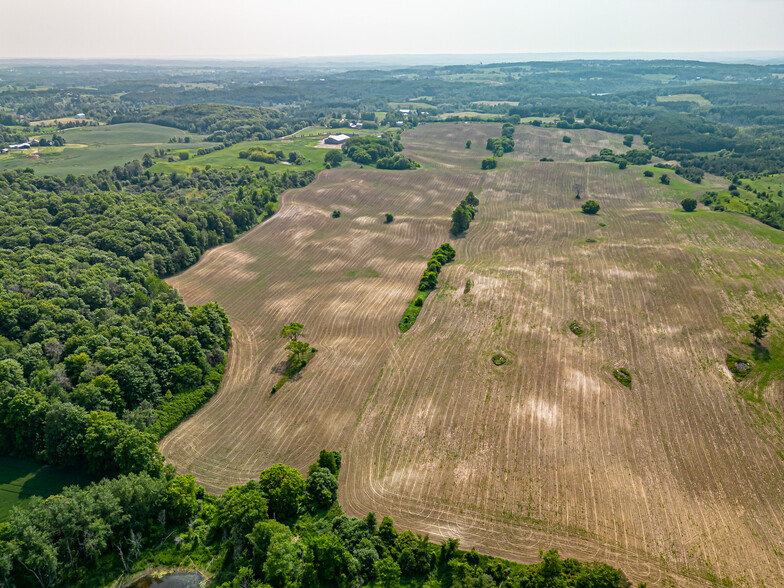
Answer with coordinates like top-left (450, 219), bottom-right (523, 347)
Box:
top-left (471, 100), bottom-right (519, 106)
top-left (0, 123), bottom-right (205, 176)
top-left (657, 93), bottom-right (712, 106)
top-left (29, 116), bottom-right (99, 126)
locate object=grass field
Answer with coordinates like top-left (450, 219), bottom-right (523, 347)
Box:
top-left (161, 123), bottom-right (784, 586)
top-left (657, 94), bottom-right (713, 107)
top-left (0, 123), bottom-right (204, 176)
top-left (0, 456), bottom-right (94, 520)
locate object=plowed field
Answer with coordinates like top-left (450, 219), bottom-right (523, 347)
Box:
top-left (163, 123), bottom-right (784, 586)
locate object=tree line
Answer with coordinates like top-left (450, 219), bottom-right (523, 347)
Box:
top-left (399, 244), bottom-right (457, 333)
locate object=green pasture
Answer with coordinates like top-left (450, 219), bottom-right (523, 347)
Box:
top-left (685, 173), bottom-right (784, 216)
top-left (150, 134), bottom-right (361, 175)
top-left (0, 123), bottom-right (206, 176)
top-left (0, 456), bottom-right (94, 520)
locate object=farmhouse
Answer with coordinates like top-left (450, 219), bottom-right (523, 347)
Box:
top-left (8, 143), bottom-right (30, 150)
top-left (325, 134), bottom-right (350, 145)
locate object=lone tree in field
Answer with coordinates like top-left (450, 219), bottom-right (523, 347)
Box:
top-left (384, 213), bottom-right (394, 224)
top-left (573, 183), bottom-right (584, 199)
top-left (466, 139), bottom-right (472, 149)
top-left (660, 173), bottom-right (670, 185)
top-left (749, 314), bottom-right (771, 345)
top-left (581, 200), bottom-right (600, 215)
top-left (280, 322), bottom-right (305, 342)
top-left (681, 197), bottom-right (698, 212)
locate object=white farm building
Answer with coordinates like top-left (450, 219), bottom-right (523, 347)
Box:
top-left (325, 134), bottom-right (350, 145)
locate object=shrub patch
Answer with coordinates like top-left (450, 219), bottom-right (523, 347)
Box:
top-left (492, 353), bottom-right (508, 366)
top-left (726, 354), bottom-right (752, 381)
top-left (569, 321), bottom-right (584, 336)
top-left (613, 368), bottom-right (632, 388)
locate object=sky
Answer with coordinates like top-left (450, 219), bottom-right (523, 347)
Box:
top-left (3, 0), bottom-right (784, 60)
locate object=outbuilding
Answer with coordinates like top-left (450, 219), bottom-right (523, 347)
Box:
top-left (325, 134), bottom-right (350, 145)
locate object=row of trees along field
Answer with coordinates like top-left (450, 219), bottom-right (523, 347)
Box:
top-left (0, 163), bottom-right (313, 482)
top-left (0, 449), bottom-right (631, 587)
top-left (399, 244), bottom-right (457, 333)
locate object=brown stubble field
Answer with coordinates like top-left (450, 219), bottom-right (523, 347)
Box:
top-left (163, 123), bottom-right (784, 586)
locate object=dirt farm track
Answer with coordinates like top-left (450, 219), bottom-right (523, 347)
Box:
top-left (162, 123), bottom-right (784, 587)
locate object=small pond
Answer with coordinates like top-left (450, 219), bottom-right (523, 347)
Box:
top-left (127, 571), bottom-right (205, 588)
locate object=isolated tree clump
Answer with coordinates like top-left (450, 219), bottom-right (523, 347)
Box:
top-left (384, 213), bottom-right (394, 223)
top-left (581, 200), bottom-right (600, 215)
top-left (481, 157), bottom-right (497, 170)
top-left (465, 139), bottom-right (472, 149)
top-left (749, 313), bottom-right (771, 345)
top-left (324, 150), bottom-right (343, 167)
top-left (681, 197), bottom-right (698, 212)
top-left (660, 173), bottom-right (670, 185)
top-left (562, 135), bottom-right (571, 143)
top-left (451, 194), bottom-right (479, 235)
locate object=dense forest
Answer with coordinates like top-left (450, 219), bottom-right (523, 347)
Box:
top-left (0, 163), bottom-right (313, 486)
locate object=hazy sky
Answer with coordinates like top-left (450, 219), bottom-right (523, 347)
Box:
top-left (3, 0), bottom-right (784, 59)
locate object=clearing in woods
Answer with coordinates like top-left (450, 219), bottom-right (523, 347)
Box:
top-left (162, 123), bottom-right (784, 587)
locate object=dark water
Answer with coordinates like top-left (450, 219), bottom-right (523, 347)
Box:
top-left (128, 571), bottom-right (205, 587)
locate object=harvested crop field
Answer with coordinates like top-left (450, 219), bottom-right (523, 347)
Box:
top-left (163, 123), bottom-right (784, 586)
